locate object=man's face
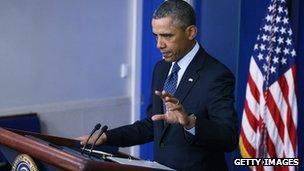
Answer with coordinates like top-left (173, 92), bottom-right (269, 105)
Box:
top-left (152, 17), bottom-right (195, 62)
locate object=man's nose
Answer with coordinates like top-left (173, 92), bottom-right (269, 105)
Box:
top-left (156, 38), bottom-right (165, 49)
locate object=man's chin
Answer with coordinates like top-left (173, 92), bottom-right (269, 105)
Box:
top-left (163, 56), bottom-right (174, 62)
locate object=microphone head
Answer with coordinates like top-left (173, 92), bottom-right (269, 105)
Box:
top-left (101, 125), bottom-right (108, 132)
top-left (94, 123), bottom-right (101, 130)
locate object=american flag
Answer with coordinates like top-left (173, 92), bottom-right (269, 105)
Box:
top-left (239, 0), bottom-right (298, 170)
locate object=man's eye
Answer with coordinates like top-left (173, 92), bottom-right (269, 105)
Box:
top-left (164, 35), bottom-right (172, 38)
top-left (164, 34), bottom-right (174, 40)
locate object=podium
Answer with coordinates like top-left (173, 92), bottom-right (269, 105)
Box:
top-left (0, 127), bottom-right (162, 171)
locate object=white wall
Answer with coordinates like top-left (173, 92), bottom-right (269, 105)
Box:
top-left (0, 0), bottom-right (132, 107)
top-left (0, 0), bottom-right (142, 155)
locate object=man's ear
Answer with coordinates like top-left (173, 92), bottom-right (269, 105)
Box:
top-left (186, 25), bottom-right (197, 40)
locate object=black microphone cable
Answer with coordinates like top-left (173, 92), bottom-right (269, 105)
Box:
top-left (89, 125), bottom-right (108, 157)
top-left (81, 123), bottom-right (101, 154)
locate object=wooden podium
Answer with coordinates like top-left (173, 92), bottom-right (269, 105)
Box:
top-left (0, 127), bottom-right (161, 171)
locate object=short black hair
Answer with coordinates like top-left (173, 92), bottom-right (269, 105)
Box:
top-left (153, 0), bottom-right (196, 30)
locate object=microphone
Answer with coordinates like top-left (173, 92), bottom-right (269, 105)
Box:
top-left (81, 123), bottom-right (101, 154)
top-left (89, 125), bottom-right (108, 157)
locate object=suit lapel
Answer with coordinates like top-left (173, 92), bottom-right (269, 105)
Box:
top-left (174, 48), bottom-right (206, 103)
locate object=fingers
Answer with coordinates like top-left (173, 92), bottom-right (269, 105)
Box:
top-left (75, 135), bottom-right (87, 141)
top-left (167, 103), bottom-right (183, 111)
top-left (155, 90), bottom-right (162, 96)
top-left (76, 134), bottom-right (105, 146)
top-left (154, 90), bottom-right (173, 99)
top-left (155, 90), bottom-right (179, 104)
top-left (75, 135), bottom-right (90, 145)
top-left (152, 114), bottom-right (167, 121)
top-left (164, 97), bottom-right (179, 105)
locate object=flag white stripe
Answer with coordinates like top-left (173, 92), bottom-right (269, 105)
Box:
top-left (269, 81), bottom-right (288, 123)
top-left (246, 83), bottom-right (260, 119)
top-left (284, 69), bottom-right (298, 126)
top-left (249, 58), bottom-right (264, 92)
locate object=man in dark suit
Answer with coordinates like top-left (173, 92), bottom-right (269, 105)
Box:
top-left (78, 0), bottom-right (238, 170)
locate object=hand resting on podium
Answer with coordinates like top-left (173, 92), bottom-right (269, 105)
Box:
top-left (76, 131), bottom-right (107, 146)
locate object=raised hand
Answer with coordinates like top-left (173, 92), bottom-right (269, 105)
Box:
top-left (152, 90), bottom-right (194, 128)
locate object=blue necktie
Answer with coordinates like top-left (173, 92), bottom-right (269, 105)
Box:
top-left (163, 62), bottom-right (180, 113)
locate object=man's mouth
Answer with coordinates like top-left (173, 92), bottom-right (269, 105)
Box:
top-left (162, 52), bottom-right (170, 57)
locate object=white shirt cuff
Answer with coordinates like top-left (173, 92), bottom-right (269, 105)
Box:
top-left (184, 127), bottom-right (195, 135)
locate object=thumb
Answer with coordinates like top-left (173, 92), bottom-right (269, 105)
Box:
top-left (152, 114), bottom-right (166, 121)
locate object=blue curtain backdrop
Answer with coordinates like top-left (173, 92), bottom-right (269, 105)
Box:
top-left (140, 0), bottom-right (303, 170)
top-left (293, 0), bottom-right (304, 167)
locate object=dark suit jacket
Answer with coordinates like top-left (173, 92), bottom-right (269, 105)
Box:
top-left (106, 46), bottom-right (238, 171)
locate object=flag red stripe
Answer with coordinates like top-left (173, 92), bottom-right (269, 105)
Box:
top-left (240, 127), bottom-right (256, 157)
top-left (248, 74), bottom-right (260, 103)
top-left (291, 65), bottom-right (296, 80)
top-left (273, 153), bottom-right (290, 171)
top-left (286, 112), bottom-right (297, 153)
top-left (278, 74), bottom-right (297, 153)
top-left (256, 165), bottom-right (264, 171)
top-left (291, 65), bottom-right (298, 98)
top-left (274, 166), bottom-right (289, 171)
top-left (265, 90), bottom-right (285, 142)
top-left (244, 100), bottom-right (258, 132)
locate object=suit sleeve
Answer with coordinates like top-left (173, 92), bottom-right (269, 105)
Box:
top-left (193, 69), bottom-right (238, 152)
top-left (105, 117), bottom-right (154, 147)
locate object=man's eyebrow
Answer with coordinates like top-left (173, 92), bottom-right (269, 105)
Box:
top-left (160, 33), bottom-right (173, 36)
top-left (153, 33), bottom-right (174, 36)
